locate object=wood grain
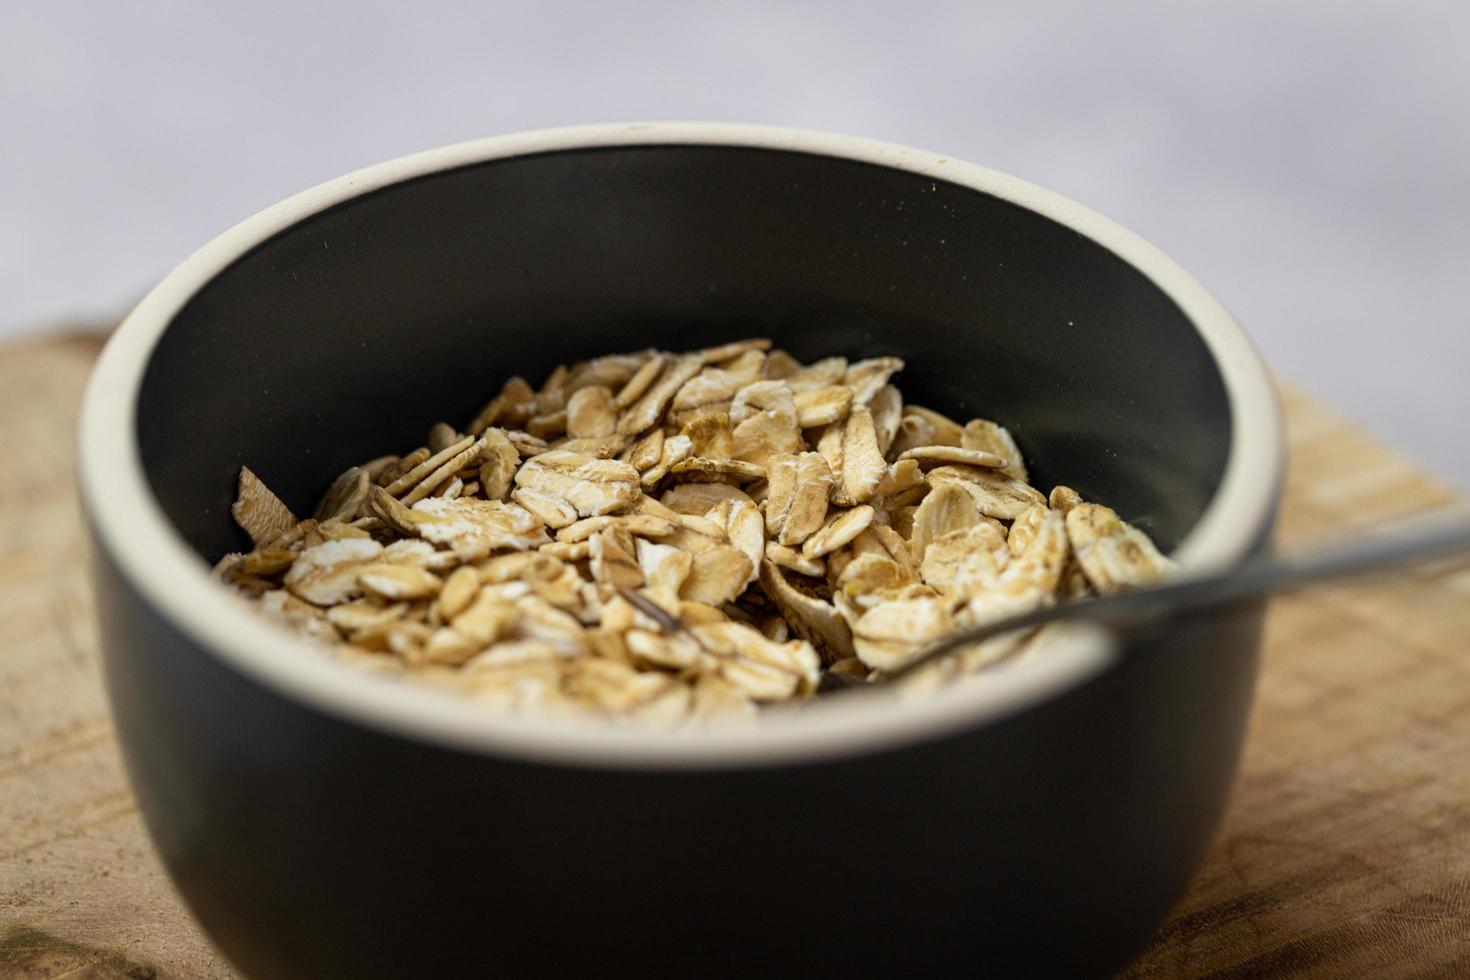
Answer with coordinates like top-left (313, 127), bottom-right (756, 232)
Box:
top-left (0, 336), bottom-right (227, 978)
top-left (0, 339), bottom-right (1465, 978)
top-left (1124, 388), bottom-right (1470, 979)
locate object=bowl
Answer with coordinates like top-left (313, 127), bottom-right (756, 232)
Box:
top-left (79, 123), bottom-right (1283, 978)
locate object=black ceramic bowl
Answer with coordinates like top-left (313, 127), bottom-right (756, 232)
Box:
top-left (79, 124), bottom-right (1283, 979)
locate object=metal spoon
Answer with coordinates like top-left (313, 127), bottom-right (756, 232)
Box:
top-left (823, 510), bottom-right (1470, 692)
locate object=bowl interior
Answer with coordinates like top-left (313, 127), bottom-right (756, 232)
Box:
top-left (136, 144), bottom-right (1230, 564)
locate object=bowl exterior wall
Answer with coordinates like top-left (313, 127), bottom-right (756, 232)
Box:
top-left (93, 535), bottom-right (1264, 979)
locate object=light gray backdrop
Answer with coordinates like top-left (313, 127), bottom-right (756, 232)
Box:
top-left (3, 1), bottom-right (1466, 485)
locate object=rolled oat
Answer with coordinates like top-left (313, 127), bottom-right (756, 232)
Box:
top-left (224, 339), bottom-right (1176, 725)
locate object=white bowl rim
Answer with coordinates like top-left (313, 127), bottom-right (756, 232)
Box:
top-left (78, 122), bottom-right (1284, 769)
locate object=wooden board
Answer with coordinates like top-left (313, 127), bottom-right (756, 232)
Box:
top-left (0, 336), bottom-right (1466, 978)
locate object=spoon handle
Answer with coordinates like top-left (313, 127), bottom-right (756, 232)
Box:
top-left (885, 510), bottom-right (1470, 683)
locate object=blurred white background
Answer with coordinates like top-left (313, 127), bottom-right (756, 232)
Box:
top-left (3, 1), bottom-right (1466, 484)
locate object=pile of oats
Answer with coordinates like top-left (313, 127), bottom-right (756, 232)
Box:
top-left (217, 339), bottom-right (1174, 724)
